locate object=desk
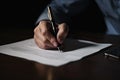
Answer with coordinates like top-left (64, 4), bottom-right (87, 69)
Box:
top-left (0, 28), bottom-right (120, 80)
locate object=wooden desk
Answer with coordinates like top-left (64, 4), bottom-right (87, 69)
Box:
top-left (0, 28), bottom-right (120, 80)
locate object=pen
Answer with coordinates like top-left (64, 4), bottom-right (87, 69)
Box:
top-left (47, 6), bottom-right (62, 52)
top-left (104, 53), bottom-right (119, 59)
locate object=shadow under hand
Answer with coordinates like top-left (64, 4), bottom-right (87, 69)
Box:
top-left (61, 39), bottom-right (97, 52)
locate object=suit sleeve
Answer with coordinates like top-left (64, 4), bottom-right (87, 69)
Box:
top-left (36, 0), bottom-right (90, 25)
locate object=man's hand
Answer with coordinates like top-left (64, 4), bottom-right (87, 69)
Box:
top-left (34, 20), bottom-right (69, 49)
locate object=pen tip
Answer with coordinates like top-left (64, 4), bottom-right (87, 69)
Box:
top-left (57, 47), bottom-right (62, 53)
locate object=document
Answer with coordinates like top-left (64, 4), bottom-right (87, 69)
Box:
top-left (0, 38), bottom-right (111, 67)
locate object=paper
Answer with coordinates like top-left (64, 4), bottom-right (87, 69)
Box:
top-left (0, 38), bottom-right (111, 67)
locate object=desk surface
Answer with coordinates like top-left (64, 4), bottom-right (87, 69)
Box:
top-left (0, 28), bottom-right (120, 80)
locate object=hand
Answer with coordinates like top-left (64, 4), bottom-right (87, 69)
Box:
top-left (34, 20), bottom-right (69, 49)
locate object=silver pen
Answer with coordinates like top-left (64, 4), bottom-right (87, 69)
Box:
top-left (47, 6), bottom-right (62, 52)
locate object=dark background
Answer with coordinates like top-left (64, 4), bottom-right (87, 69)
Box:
top-left (0, 0), bottom-right (106, 45)
top-left (0, 0), bottom-right (50, 28)
top-left (0, 0), bottom-right (50, 45)
top-left (0, 0), bottom-right (106, 30)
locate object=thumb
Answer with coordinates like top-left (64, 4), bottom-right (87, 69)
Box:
top-left (57, 23), bottom-right (69, 44)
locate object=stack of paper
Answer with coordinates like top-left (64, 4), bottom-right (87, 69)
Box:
top-left (0, 38), bottom-right (111, 67)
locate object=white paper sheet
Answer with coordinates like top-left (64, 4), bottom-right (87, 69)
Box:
top-left (0, 38), bottom-right (111, 67)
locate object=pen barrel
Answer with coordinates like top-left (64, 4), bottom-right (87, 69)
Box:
top-left (50, 21), bottom-right (57, 37)
top-left (48, 6), bottom-right (62, 50)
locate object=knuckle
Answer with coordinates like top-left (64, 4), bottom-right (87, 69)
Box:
top-left (34, 27), bottom-right (37, 33)
top-left (34, 26), bottom-right (41, 34)
top-left (41, 30), bottom-right (47, 35)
